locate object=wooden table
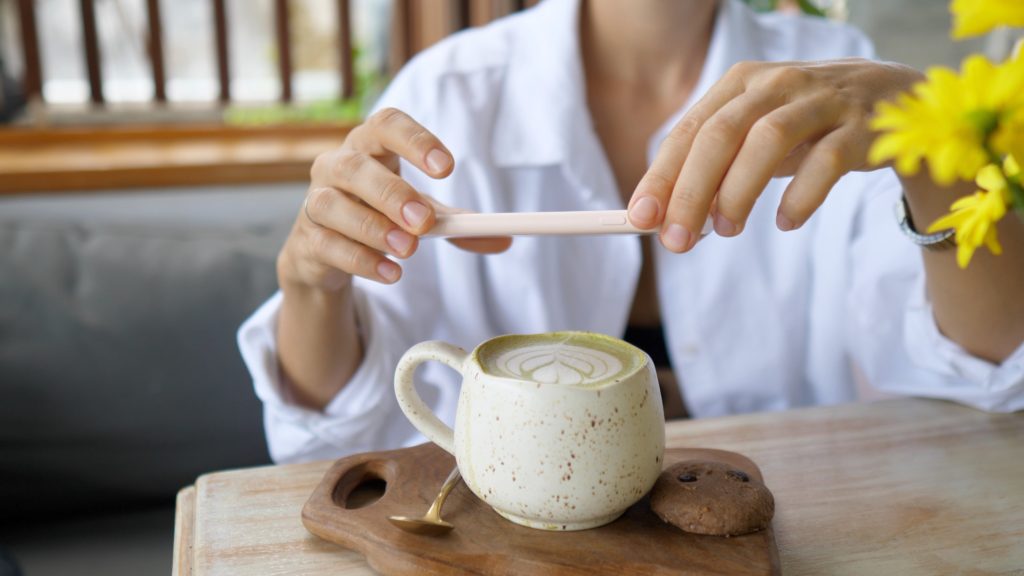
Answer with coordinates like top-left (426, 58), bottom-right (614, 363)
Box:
top-left (173, 399), bottom-right (1024, 575)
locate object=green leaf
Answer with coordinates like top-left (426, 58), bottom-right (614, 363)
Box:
top-left (741, 0), bottom-right (778, 12)
top-left (795, 0), bottom-right (827, 17)
top-left (741, 0), bottom-right (827, 17)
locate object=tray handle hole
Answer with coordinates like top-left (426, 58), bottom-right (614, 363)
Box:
top-left (333, 463), bottom-right (389, 510)
top-left (346, 477), bottom-right (387, 509)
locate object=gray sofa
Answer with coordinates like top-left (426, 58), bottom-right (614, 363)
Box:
top-left (0, 184), bottom-right (304, 574)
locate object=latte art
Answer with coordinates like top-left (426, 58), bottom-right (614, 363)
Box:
top-left (492, 344), bottom-right (624, 385)
top-left (478, 333), bottom-right (643, 387)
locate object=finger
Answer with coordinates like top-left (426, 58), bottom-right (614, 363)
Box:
top-left (305, 187), bottom-right (419, 259)
top-left (628, 61), bottom-right (755, 229)
top-left (715, 95), bottom-right (841, 236)
top-left (319, 152), bottom-right (436, 235)
top-left (423, 194), bottom-right (470, 215)
top-left (774, 141), bottom-right (813, 177)
top-left (661, 90), bottom-right (784, 251)
top-left (447, 237), bottom-right (514, 254)
top-left (777, 125), bottom-right (863, 231)
top-left (305, 224), bottom-right (402, 284)
top-left (347, 107), bottom-right (454, 178)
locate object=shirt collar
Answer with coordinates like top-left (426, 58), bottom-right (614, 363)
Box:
top-left (492, 0), bottom-right (766, 170)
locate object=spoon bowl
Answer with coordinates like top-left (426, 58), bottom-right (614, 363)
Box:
top-left (387, 466), bottom-right (462, 536)
top-left (386, 515), bottom-right (455, 536)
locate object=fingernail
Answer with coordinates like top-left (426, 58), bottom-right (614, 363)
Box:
top-left (714, 212), bottom-right (738, 236)
top-left (377, 260), bottom-right (401, 283)
top-left (628, 196), bottom-right (659, 226)
top-left (662, 223), bottom-right (691, 252)
top-left (425, 149), bottom-right (451, 174)
top-left (386, 229), bottom-right (414, 255)
top-left (776, 212), bottom-right (795, 231)
top-left (402, 201), bottom-right (431, 228)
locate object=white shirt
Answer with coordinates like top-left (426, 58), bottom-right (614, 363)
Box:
top-left (239, 0), bottom-right (1024, 463)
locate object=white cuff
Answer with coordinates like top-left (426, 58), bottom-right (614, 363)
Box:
top-left (903, 276), bottom-right (1024, 407)
top-left (237, 289), bottom-right (406, 463)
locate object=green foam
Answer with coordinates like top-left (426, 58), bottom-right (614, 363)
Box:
top-left (475, 332), bottom-right (646, 388)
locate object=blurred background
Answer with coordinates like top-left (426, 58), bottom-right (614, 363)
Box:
top-left (0, 0), bottom-right (1017, 574)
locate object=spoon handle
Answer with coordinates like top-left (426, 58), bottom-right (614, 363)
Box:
top-left (425, 466), bottom-right (462, 520)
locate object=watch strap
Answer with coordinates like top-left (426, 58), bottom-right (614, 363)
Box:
top-left (895, 195), bottom-right (956, 251)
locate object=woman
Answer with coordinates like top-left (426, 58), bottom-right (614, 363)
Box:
top-left (240, 0), bottom-right (1024, 463)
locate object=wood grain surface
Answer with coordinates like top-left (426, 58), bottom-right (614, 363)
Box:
top-left (173, 486), bottom-right (195, 576)
top-left (172, 399), bottom-right (1024, 575)
top-left (301, 443), bottom-right (778, 575)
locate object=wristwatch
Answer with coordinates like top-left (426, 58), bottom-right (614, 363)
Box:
top-left (895, 195), bottom-right (956, 251)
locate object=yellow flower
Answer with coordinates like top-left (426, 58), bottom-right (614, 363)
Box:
top-left (927, 160), bottom-right (1016, 268)
top-left (951, 0), bottom-right (1024, 39)
top-left (869, 54), bottom-right (1024, 186)
top-left (992, 107), bottom-right (1024, 166)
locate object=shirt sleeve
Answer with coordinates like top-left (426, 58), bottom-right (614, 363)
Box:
top-left (903, 276), bottom-right (1024, 399)
top-left (237, 288), bottom-right (424, 463)
top-left (845, 169), bottom-right (1024, 412)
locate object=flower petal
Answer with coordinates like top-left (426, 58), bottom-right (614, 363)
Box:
top-left (984, 227), bottom-right (1004, 256)
top-left (975, 164), bottom-right (1007, 192)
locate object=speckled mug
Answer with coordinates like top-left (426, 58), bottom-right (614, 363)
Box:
top-left (394, 332), bottom-right (665, 531)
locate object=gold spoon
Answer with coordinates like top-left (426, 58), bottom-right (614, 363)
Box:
top-left (387, 466), bottom-right (462, 536)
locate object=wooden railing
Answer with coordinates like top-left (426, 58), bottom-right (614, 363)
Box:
top-left (1, 0), bottom-right (538, 194)
top-left (11, 0), bottom-right (538, 110)
top-left (0, 123), bottom-right (351, 193)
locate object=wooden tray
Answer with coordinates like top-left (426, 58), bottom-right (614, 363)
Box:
top-left (302, 443), bottom-right (779, 575)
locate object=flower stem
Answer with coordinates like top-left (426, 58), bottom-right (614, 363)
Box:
top-left (1009, 179), bottom-right (1024, 215)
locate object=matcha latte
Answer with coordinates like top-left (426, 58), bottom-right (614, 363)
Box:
top-left (395, 331), bottom-right (664, 530)
top-left (476, 332), bottom-right (645, 387)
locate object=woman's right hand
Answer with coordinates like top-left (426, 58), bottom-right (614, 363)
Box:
top-left (274, 108), bottom-right (510, 408)
top-left (278, 107), bottom-right (510, 293)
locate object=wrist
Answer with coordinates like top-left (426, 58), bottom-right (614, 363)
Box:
top-left (276, 249), bottom-right (352, 300)
top-left (276, 251), bottom-right (358, 344)
top-left (899, 170), bottom-right (975, 228)
top-left (275, 252), bottom-right (363, 410)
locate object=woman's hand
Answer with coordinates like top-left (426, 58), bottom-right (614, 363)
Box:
top-left (627, 58), bottom-right (924, 252)
top-left (275, 108), bottom-right (511, 409)
top-left (278, 107), bottom-right (511, 293)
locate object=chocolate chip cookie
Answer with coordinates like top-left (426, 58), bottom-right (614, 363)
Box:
top-left (649, 460), bottom-right (774, 536)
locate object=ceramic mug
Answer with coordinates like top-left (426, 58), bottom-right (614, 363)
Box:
top-left (394, 331), bottom-right (665, 531)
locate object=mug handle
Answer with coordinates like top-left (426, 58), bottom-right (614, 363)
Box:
top-left (393, 341), bottom-right (468, 455)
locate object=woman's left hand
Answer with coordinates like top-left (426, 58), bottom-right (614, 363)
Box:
top-left (627, 58), bottom-right (924, 252)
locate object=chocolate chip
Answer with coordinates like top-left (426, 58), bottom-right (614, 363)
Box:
top-left (726, 470), bottom-right (750, 482)
top-left (678, 474), bottom-right (697, 483)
